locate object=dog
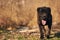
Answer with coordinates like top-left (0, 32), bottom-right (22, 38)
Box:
top-left (37, 7), bottom-right (52, 39)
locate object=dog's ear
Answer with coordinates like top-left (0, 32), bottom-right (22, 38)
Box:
top-left (37, 7), bottom-right (51, 14)
top-left (37, 7), bottom-right (43, 13)
top-left (46, 7), bottom-right (51, 14)
top-left (37, 7), bottom-right (40, 13)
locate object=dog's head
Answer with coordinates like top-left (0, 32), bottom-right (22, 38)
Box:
top-left (37, 7), bottom-right (51, 25)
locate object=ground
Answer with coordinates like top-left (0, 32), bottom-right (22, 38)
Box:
top-left (0, 25), bottom-right (60, 40)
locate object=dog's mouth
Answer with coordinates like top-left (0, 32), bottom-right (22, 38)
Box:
top-left (42, 20), bottom-right (46, 25)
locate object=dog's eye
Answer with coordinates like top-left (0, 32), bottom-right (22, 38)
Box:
top-left (39, 15), bottom-right (41, 17)
top-left (43, 16), bottom-right (46, 18)
top-left (44, 16), bottom-right (46, 17)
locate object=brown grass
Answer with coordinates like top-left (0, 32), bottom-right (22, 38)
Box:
top-left (0, 0), bottom-right (60, 30)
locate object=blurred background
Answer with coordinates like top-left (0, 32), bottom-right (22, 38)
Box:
top-left (0, 0), bottom-right (60, 40)
top-left (0, 0), bottom-right (60, 30)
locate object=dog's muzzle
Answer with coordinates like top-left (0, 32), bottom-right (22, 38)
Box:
top-left (42, 20), bottom-right (46, 25)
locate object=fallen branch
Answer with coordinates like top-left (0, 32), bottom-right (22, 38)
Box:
top-left (19, 28), bottom-right (39, 33)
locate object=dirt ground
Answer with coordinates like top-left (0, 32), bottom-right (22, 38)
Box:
top-left (0, 25), bottom-right (60, 40)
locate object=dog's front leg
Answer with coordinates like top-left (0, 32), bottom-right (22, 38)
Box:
top-left (39, 25), bottom-right (44, 39)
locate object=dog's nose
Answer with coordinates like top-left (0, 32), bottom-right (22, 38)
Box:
top-left (42, 16), bottom-right (47, 20)
top-left (42, 16), bottom-right (46, 19)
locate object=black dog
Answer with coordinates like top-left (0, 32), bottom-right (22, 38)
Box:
top-left (37, 7), bottom-right (52, 39)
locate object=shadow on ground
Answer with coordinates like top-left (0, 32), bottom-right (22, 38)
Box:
top-left (54, 32), bottom-right (60, 38)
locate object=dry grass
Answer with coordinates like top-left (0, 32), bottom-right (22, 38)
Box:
top-left (0, 0), bottom-right (60, 40)
top-left (0, 0), bottom-right (60, 30)
top-left (0, 25), bottom-right (60, 40)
